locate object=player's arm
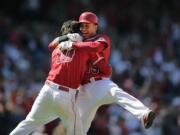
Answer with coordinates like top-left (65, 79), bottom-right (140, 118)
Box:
top-left (48, 33), bottom-right (82, 51)
top-left (72, 41), bottom-right (107, 52)
top-left (70, 35), bottom-right (109, 52)
top-left (48, 35), bottom-right (69, 51)
top-left (91, 53), bottom-right (112, 77)
top-left (58, 40), bottom-right (107, 52)
top-left (49, 34), bottom-right (107, 52)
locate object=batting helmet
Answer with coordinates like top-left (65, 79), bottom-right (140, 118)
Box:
top-left (79, 12), bottom-right (98, 25)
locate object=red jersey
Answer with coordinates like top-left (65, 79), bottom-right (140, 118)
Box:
top-left (83, 34), bottom-right (110, 62)
top-left (47, 40), bottom-right (109, 89)
top-left (81, 34), bottom-right (111, 84)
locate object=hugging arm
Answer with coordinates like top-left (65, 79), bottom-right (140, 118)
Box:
top-left (48, 35), bottom-right (69, 51)
top-left (48, 36), bottom-right (106, 53)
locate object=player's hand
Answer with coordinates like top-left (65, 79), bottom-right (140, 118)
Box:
top-left (67, 33), bottom-right (83, 42)
top-left (58, 41), bottom-right (73, 51)
top-left (51, 37), bottom-right (60, 45)
top-left (92, 53), bottom-right (104, 65)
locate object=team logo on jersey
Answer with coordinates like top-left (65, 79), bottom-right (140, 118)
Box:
top-left (56, 49), bottom-right (75, 63)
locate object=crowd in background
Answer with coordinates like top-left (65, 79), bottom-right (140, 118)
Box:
top-left (0, 0), bottom-right (180, 135)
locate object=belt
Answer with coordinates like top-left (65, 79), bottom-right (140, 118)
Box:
top-left (45, 80), bottom-right (69, 92)
top-left (92, 77), bottom-right (103, 81)
top-left (58, 86), bottom-right (69, 92)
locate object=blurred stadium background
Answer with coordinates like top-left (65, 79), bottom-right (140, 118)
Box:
top-left (0, 0), bottom-right (180, 135)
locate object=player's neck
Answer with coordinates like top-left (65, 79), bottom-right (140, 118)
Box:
top-left (84, 34), bottom-right (97, 41)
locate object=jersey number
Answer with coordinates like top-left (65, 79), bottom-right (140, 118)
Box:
top-left (56, 49), bottom-right (75, 63)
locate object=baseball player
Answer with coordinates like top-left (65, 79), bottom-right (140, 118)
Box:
top-left (55, 11), bottom-right (156, 134)
top-left (10, 20), bottom-right (111, 135)
top-left (77, 11), bottom-right (156, 133)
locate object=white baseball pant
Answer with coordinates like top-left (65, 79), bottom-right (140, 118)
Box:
top-left (10, 81), bottom-right (84, 135)
top-left (77, 78), bottom-right (151, 134)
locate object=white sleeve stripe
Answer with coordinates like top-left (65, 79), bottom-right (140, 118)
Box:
top-left (93, 57), bottom-right (104, 65)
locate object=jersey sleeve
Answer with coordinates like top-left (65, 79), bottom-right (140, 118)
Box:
top-left (72, 41), bottom-right (106, 52)
top-left (95, 35), bottom-right (110, 50)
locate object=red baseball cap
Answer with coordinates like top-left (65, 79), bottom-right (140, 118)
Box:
top-left (79, 12), bottom-right (98, 24)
